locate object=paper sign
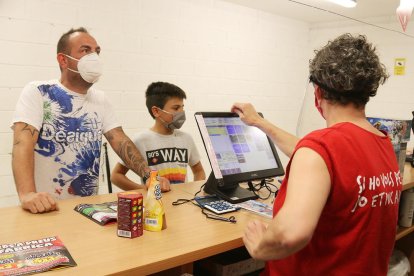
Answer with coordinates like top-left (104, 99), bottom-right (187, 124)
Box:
top-left (394, 58), bottom-right (406, 76)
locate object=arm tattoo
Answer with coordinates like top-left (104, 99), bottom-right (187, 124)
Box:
top-left (117, 138), bottom-right (148, 177)
top-left (21, 123), bottom-right (39, 137)
top-left (106, 129), bottom-right (115, 142)
top-left (106, 127), bottom-right (149, 177)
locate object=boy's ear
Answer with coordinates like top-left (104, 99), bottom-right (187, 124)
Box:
top-left (151, 106), bottom-right (160, 118)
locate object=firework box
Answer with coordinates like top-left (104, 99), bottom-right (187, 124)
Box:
top-left (0, 236), bottom-right (76, 275)
top-left (367, 117), bottom-right (411, 176)
top-left (117, 192), bottom-right (144, 238)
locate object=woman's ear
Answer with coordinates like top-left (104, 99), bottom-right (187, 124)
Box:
top-left (314, 86), bottom-right (323, 101)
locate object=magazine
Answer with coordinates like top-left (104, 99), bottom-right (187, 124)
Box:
top-left (0, 236), bottom-right (76, 275)
top-left (74, 201), bottom-right (118, 226)
top-left (236, 200), bottom-right (273, 218)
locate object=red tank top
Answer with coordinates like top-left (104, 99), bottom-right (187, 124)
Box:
top-left (265, 122), bottom-right (401, 276)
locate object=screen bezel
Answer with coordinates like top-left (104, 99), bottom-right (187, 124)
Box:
top-left (195, 111), bottom-right (285, 188)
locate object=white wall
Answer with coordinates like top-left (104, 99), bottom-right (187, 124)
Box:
top-left (0, 0), bottom-right (309, 207)
top-left (297, 18), bottom-right (414, 137)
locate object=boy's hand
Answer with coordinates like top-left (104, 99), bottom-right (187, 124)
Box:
top-left (158, 177), bottom-right (171, 192)
top-left (145, 176), bottom-right (171, 192)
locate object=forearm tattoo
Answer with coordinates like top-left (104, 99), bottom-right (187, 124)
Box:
top-left (117, 139), bottom-right (148, 177)
top-left (106, 128), bottom-right (149, 177)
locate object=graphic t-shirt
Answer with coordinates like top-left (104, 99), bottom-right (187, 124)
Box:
top-left (120, 129), bottom-right (201, 184)
top-left (12, 80), bottom-right (120, 199)
top-left (265, 122), bottom-right (401, 276)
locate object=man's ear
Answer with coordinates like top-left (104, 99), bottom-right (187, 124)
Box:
top-left (57, 53), bottom-right (68, 69)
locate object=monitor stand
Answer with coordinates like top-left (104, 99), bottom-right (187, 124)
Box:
top-left (203, 173), bottom-right (258, 204)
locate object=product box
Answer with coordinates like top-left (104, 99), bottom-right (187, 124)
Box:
top-left (367, 117), bottom-right (411, 176)
top-left (117, 191), bottom-right (143, 238)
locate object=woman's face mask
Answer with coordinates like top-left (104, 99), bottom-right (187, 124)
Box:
top-left (64, 52), bottom-right (103, 83)
top-left (158, 108), bottom-right (186, 130)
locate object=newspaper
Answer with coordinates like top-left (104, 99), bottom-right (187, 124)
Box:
top-left (0, 236), bottom-right (76, 275)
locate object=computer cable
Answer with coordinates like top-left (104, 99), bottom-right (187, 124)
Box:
top-left (171, 183), bottom-right (205, 206)
top-left (247, 178), bottom-right (279, 200)
top-left (172, 183), bottom-right (237, 223)
top-left (200, 208), bottom-right (236, 223)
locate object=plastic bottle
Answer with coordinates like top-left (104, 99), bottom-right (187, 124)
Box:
top-left (144, 171), bottom-right (167, 231)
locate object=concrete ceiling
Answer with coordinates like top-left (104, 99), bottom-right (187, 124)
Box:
top-left (223, 0), bottom-right (414, 36)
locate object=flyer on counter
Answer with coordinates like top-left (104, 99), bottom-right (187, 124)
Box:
top-left (74, 201), bottom-right (118, 225)
top-left (0, 236), bottom-right (76, 275)
top-left (236, 200), bottom-right (273, 218)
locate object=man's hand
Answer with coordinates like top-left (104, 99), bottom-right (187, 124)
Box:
top-left (145, 176), bottom-right (171, 192)
top-left (243, 220), bottom-right (268, 259)
top-left (20, 192), bottom-right (59, 214)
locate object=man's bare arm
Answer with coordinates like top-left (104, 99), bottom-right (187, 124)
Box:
top-left (12, 122), bottom-right (58, 213)
top-left (111, 162), bottom-right (146, 191)
top-left (104, 127), bottom-right (150, 178)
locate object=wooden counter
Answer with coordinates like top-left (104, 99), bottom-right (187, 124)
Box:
top-left (2, 165), bottom-right (413, 275)
top-left (0, 182), bottom-right (268, 275)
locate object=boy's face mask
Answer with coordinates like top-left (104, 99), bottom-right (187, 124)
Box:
top-left (64, 52), bottom-right (103, 83)
top-left (158, 108), bottom-right (186, 130)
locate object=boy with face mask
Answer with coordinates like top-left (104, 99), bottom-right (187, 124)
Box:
top-left (111, 82), bottom-right (206, 192)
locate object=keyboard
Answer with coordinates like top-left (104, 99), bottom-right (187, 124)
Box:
top-left (194, 195), bottom-right (239, 214)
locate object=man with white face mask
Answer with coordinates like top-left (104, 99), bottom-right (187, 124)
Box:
top-left (111, 82), bottom-right (206, 191)
top-left (11, 27), bottom-right (152, 214)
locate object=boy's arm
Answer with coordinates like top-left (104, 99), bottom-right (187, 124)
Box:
top-left (111, 162), bottom-right (146, 191)
top-left (190, 161), bottom-right (206, 181)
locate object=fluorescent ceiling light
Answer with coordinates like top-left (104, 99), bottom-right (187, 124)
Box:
top-left (328, 0), bottom-right (357, 8)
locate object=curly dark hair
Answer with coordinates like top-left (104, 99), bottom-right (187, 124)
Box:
top-left (145, 82), bottom-right (187, 119)
top-left (309, 34), bottom-right (389, 108)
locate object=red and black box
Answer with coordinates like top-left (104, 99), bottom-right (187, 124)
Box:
top-left (117, 192), bottom-right (143, 238)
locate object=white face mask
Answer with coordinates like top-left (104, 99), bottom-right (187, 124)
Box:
top-left (64, 52), bottom-right (103, 83)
